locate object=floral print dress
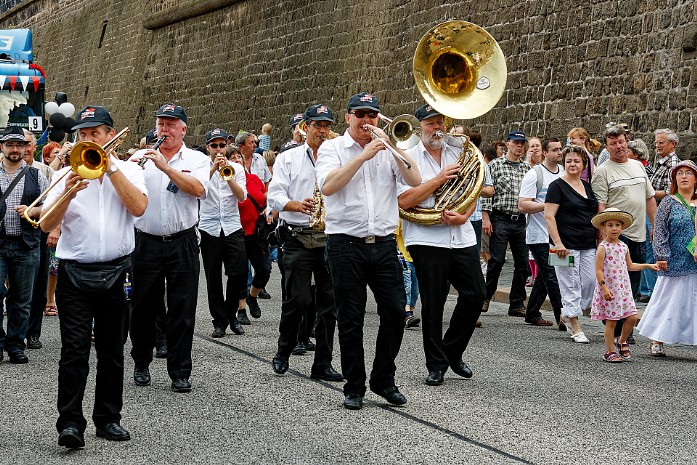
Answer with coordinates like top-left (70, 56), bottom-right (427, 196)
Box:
top-left (591, 240), bottom-right (637, 320)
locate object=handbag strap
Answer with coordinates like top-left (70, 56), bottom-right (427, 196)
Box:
top-left (0, 164), bottom-right (30, 206)
top-left (248, 194), bottom-right (266, 214)
top-left (674, 192), bottom-right (695, 217)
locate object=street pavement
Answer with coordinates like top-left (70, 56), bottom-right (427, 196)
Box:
top-left (2, 257), bottom-right (696, 464)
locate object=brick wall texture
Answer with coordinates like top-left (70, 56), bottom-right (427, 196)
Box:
top-left (1, 0), bottom-right (695, 157)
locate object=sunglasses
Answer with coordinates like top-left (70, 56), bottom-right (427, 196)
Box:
top-left (209, 143), bottom-right (227, 149)
top-left (350, 110), bottom-right (379, 119)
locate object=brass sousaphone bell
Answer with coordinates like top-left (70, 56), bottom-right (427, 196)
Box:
top-left (400, 20), bottom-right (507, 225)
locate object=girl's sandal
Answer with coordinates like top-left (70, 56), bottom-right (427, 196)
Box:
top-left (603, 352), bottom-right (623, 363)
top-left (614, 337), bottom-right (632, 360)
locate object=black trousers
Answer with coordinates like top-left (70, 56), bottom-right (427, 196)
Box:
top-left (130, 230), bottom-right (199, 380)
top-left (486, 214), bottom-right (529, 309)
top-left (526, 243), bottom-right (563, 323)
top-left (325, 235), bottom-right (405, 396)
top-left (409, 245), bottom-right (484, 373)
top-left (277, 237), bottom-right (335, 370)
top-left (200, 229), bottom-right (246, 329)
top-left (55, 260), bottom-right (130, 433)
top-left (242, 234), bottom-right (271, 297)
top-left (27, 232), bottom-right (49, 338)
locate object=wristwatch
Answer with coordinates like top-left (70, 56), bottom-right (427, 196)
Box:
top-left (599, 280), bottom-right (606, 286)
top-left (106, 163), bottom-right (119, 177)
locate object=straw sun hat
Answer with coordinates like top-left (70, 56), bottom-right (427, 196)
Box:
top-left (591, 208), bottom-right (634, 230)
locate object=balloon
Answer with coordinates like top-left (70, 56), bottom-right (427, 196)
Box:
top-left (64, 117), bottom-right (76, 133)
top-left (45, 101), bottom-right (59, 115)
top-left (58, 102), bottom-right (75, 118)
top-left (54, 92), bottom-right (68, 105)
top-left (49, 112), bottom-right (66, 128)
top-left (49, 127), bottom-right (65, 142)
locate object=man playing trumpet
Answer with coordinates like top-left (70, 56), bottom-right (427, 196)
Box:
top-left (199, 128), bottom-right (247, 339)
top-left (397, 104), bottom-right (485, 387)
top-left (268, 104), bottom-right (342, 381)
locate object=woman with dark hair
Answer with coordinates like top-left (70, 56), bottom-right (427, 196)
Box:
top-left (638, 160), bottom-right (697, 356)
top-left (544, 145), bottom-right (600, 343)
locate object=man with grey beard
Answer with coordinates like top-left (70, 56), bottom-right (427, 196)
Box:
top-left (397, 104), bottom-right (485, 387)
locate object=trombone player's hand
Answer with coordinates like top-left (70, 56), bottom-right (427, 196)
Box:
top-left (63, 171), bottom-right (88, 201)
top-left (361, 124), bottom-right (387, 160)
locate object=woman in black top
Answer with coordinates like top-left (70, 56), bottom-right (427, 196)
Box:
top-left (544, 145), bottom-right (600, 343)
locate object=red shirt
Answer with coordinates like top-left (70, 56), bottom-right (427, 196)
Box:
top-left (239, 172), bottom-right (267, 236)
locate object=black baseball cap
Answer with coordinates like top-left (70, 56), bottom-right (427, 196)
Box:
top-left (347, 92), bottom-right (380, 112)
top-left (303, 104), bottom-right (334, 123)
top-left (145, 128), bottom-right (157, 145)
top-left (289, 113), bottom-right (304, 128)
top-left (279, 140), bottom-right (300, 153)
top-left (1, 126), bottom-right (28, 143)
top-left (507, 130), bottom-right (527, 141)
top-left (414, 104), bottom-right (441, 121)
top-left (72, 106), bottom-right (114, 130)
top-left (205, 128), bottom-right (229, 143)
top-left (156, 103), bottom-right (187, 124)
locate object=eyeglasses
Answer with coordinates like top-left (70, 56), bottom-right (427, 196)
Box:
top-left (310, 122), bottom-right (332, 130)
top-left (675, 170), bottom-right (695, 177)
top-left (209, 143), bottom-right (227, 149)
top-left (350, 110), bottom-right (379, 119)
top-left (3, 143), bottom-right (26, 149)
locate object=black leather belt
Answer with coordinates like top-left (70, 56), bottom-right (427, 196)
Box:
top-left (491, 210), bottom-right (523, 222)
top-left (331, 233), bottom-right (395, 244)
top-left (136, 226), bottom-right (195, 242)
top-left (285, 224), bottom-right (314, 234)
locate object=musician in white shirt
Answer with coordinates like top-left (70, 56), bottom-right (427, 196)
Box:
top-left (315, 93), bottom-right (420, 410)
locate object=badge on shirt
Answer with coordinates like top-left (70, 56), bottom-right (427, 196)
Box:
top-left (166, 180), bottom-right (179, 194)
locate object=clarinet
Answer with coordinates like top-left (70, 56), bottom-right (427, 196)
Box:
top-left (138, 135), bottom-right (167, 168)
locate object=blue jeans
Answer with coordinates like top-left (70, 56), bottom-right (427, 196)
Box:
top-left (0, 239), bottom-right (39, 351)
top-left (640, 216), bottom-right (657, 297)
top-left (402, 261), bottom-right (419, 308)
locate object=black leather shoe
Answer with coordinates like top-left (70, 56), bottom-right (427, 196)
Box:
top-left (508, 306), bottom-right (526, 317)
top-left (258, 288), bottom-right (271, 299)
top-left (371, 386), bottom-right (407, 406)
top-left (237, 311), bottom-right (251, 325)
top-left (272, 355), bottom-right (289, 375)
top-left (292, 342), bottom-right (307, 355)
top-left (58, 426), bottom-right (85, 449)
top-left (155, 344), bottom-right (167, 358)
top-left (171, 378), bottom-right (192, 392)
top-left (229, 320), bottom-right (245, 335)
top-left (26, 335), bottom-right (42, 349)
top-left (133, 367), bottom-right (151, 386)
top-left (247, 295), bottom-right (262, 318)
top-left (451, 360), bottom-right (473, 379)
top-left (425, 370), bottom-right (444, 386)
top-left (211, 327), bottom-right (226, 338)
top-left (311, 366), bottom-right (344, 381)
top-left (8, 349), bottom-right (28, 364)
top-left (343, 393), bottom-right (363, 410)
top-left (304, 340), bottom-right (316, 351)
top-left (96, 422), bottom-right (131, 441)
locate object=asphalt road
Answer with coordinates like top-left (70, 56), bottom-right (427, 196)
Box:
top-left (2, 262), bottom-right (696, 464)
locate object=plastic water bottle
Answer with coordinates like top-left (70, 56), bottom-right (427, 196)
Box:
top-left (123, 273), bottom-right (133, 301)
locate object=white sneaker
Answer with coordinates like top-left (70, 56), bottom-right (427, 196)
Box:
top-left (571, 331), bottom-right (589, 344)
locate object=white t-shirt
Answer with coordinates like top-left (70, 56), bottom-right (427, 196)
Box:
top-left (518, 164), bottom-right (564, 244)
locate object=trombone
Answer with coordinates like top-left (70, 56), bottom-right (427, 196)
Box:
top-left (362, 124), bottom-right (413, 170)
top-left (23, 128), bottom-right (130, 228)
top-left (376, 113), bottom-right (421, 150)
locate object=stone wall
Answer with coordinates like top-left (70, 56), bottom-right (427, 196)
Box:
top-left (1, 0), bottom-right (695, 158)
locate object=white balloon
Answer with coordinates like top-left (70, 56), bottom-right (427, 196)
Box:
top-left (45, 101), bottom-right (59, 115)
top-left (58, 102), bottom-right (75, 117)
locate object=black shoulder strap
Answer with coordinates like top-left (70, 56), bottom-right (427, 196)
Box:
top-left (0, 164), bottom-right (30, 206)
top-left (248, 194), bottom-right (266, 214)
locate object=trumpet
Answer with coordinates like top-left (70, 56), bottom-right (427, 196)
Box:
top-left (219, 164), bottom-right (235, 180)
top-left (24, 128), bottom-right (130, 228)
top-left (138, 135), bottom-right (167, 167)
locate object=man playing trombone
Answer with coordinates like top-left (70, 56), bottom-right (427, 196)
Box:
top-left (316, 93), bottom-right (421, 410)
top-left (40, 106), bottom-right (148, 448)
top-left (397, 104), bottom-right (485, 387)
top-left (199, 128), bottom-right (247, 339)
top-left (268, 104), bottom-right (342, 381)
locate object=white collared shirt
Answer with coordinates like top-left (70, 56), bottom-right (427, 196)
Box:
top-left (316, 129), bottom-right (404, 237)
top-left (249, 153), bottom-right (272, 184)
top-left (398, 141), bottom-right (476, 249)
top-left (131, 143), bottom-right (210, 235)
top-left (47, 159), bottom-right (147, 263)
top-left (268, 143), bottom-right (317, 226)
top-left (199, 161), bottom-right (246, 236)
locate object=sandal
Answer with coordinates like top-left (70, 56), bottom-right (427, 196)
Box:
top-left (44, 305), bottom-right (58, 316)
top-left (650, 341), bottom-right (666, 357)
top-left (614, 337), bottom-right (632, 360)
top-left (603, 351), bottom-right (623, 363)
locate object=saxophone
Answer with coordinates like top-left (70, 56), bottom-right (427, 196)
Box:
top-left (308, 130), bottom-right (339, 231)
